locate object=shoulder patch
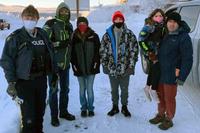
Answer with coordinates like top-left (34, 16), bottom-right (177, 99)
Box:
top-left (6, 29), bottom-right (22, 41)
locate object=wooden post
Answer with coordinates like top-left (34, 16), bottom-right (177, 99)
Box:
top-left (76, 0), bottom-right (79, 18)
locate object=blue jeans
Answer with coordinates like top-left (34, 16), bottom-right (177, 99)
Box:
top-left (77, 75), bottom-right (95, 111)
top-left (48, 68), bottom-right (69, 117)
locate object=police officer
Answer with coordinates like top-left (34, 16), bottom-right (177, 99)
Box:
top-left (0, 5), bottom-right (54, 133)
top-left (43, 2), bottom-right (75, 127)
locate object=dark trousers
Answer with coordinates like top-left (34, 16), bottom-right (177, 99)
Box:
top-left (48, 68), bottom-right (69, 118)
top-left (109, 75), bottom-right (130, 106)
top-left (147, 62), bottom-right (160, 90)
top-left (16, 76), bottom-right (47, 133)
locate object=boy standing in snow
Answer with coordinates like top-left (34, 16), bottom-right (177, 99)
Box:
top-left (100, 11), bottom-right (138, 117)
top-left (43, 2), bottom-right (75, 127)
top-left (150, 12), bottom-right (193, 130)
top-left (138, 9), bottom-right (166, 102)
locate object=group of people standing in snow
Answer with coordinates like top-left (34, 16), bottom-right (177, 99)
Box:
top-left (0, 2), bottom-right (193, 133)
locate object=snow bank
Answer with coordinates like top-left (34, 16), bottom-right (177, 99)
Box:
top-left (88, 0), bottom-right (173, 23)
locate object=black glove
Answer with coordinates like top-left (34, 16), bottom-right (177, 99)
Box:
top-left (7, 82), bottom-right (17, 99)
top-left (51, 73), bottom-right (58, 88)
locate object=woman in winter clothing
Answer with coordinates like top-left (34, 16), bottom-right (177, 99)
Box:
top-left (71, 17), bottom-right (100, 117)
top-left (100, 11), bottom-right (138, 117)
top-left (0, 5), bottom-right (54, 133)
top-left (138, 9), bottom-right (166, 102)
top-left (149, 12), bottom-right (193, 130)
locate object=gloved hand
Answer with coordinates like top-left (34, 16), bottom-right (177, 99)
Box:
top-left (7, 82), bottom-right (17, 99)
top-left (51, 73), bottom-right (58, 88)
top-left (52, 42), bottom-right (60, 48)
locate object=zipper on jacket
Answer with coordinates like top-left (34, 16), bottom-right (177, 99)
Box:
top-left (82, 39), bottom-right (88, 74)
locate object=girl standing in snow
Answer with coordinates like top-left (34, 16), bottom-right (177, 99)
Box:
top-left (138, 9), bottom-right (166, 102)
top-left (71, 17), bottom-right (100, 117)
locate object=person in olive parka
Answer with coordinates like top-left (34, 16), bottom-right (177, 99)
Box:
top-left (43, 2), bottom-right (75, 127)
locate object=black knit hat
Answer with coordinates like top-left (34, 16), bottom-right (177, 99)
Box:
top-left (77, 17), bottom-right (88, 26)
top-left (167, 12), bottom-right (181, 25)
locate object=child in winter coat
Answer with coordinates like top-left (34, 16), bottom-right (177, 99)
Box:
top-left (71, 17), bottom-right (100, 117)
top-left (100, 11), bottom-right (138, 117)
top-left (138, 8), bottom-right (166, 102)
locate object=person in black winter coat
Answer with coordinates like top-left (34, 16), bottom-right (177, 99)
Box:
top-left (0, 5), bottom-right (55, 133)
top-left (149, 12), bottom-right (193, 130)
top-left (71, 17), bottom-right (100, 117)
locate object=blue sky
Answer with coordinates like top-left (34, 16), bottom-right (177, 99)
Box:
top-left (0, 0), bottom-right (118, 7)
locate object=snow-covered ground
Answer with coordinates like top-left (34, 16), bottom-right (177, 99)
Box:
top-left (0, 1), bottom-right (200, 133)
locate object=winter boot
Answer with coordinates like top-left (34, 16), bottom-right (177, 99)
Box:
top-left (51, 117), bottom-right (60, 127)
top-left (149, 114), bottom-right (165, 124)
top-left (60, 111), bottom-right (75, 121)
top-left (88, 111), bottom-right (95, 117)
top-left (121, 105), bottom-right (131, 117)
top-left (149, 89), bottom-right (160, 103)
top-left (158, 118), bottom-right (173, 130)
top-left (144, 85), bottom-right (152, 101)
top-left (81, 110), bottom-right (87, 117)
top-left (107, 105), bottom-right (119, 116)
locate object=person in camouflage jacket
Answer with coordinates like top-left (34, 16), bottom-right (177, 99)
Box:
top-left (100, 11), bottom-right (138, 117)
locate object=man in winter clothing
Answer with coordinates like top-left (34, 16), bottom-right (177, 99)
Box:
top-left (71, 17), bottom-right (100, 117)
top-left (149, 12), bottom-right (193, 130)
top-left (0, 5), bottom-right (54, 133)
top-left (43, 2), bottom-right (75, 127)
top-left (100, 11), bottom-right (139, 117)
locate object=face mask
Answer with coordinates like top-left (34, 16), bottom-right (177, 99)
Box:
top-left (78, 24), bottom-right (88, 33)
top-left (153, 17), bottom-right (163, 23)
top-left (23, 20), bottom-right (37, 31)
top-left (114, 22), bottom-right (123, 28)
top-left (59, 14), bottom-right (69, 21)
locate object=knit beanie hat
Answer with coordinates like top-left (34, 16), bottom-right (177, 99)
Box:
top-left (112, 11), bottom-right (125, 23)
top-left (21, 5), bottom-right (39, 20)
top-left (77, 17), bottom-right (89, 26)
top-left (167, 12), bottom-right (181, 25)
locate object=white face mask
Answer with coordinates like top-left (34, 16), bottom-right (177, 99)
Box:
top-left (23, 20), bottom-right (37, 31)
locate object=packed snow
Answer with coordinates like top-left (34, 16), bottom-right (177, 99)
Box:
top-left (0, 1), bottom-right (200, 133)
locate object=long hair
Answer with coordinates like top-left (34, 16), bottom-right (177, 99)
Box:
top-left (148, 8), bottom-right (165, 22)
